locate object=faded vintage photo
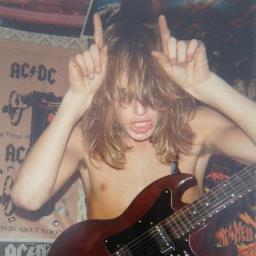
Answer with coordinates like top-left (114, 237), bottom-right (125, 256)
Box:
top-left (0, 1), bottom-right (255, 255)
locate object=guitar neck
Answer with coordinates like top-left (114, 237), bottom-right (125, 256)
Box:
top-left (165, 163), bottom-right (256, 239)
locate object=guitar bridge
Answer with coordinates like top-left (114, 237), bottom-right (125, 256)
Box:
top-left (150, 224), bottom-right (175, 255)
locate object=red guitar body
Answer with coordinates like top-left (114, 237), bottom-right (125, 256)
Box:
top-left (48, 174), bottom-right (237, 256)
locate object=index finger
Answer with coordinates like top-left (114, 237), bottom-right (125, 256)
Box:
top-left (158, 15), bottom-right (171, 55)
top-left (93, 13), bottom-right (104, 48)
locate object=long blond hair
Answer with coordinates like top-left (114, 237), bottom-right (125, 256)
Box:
top-left (82, 20), bottom-right (195, 169)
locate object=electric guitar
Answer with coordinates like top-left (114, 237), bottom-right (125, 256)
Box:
top-left (48, 164), bottom-right (255, 256)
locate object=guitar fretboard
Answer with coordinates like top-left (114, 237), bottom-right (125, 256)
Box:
top-left (164, 163), bottom-right (256, 238)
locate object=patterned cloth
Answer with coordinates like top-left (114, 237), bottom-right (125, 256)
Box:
top-left (204, 155), bottom-right (256, 256)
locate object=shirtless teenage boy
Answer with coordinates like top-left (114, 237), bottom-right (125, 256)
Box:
top-left (11, 11), bottom-right (256, 226)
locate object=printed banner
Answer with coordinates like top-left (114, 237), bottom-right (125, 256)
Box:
top-left (0, 238), bottom-right (52, 256)
top-left (0, 39), bottom-right (82, 254)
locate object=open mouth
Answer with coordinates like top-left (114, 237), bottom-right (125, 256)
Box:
top-left (131, 121), bottom-right (153, 134)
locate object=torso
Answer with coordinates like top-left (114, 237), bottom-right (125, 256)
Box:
top-left (79, 107), bottom-right (212, 220)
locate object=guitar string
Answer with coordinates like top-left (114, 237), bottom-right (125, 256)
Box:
top-left (163, 167), bottom-right (256, 238)
top-left (112, 164), bottom-right (255, 256)
top-left (118, 164), bottom-right (256, 255)
top-left (160, 163), bottom-right (255, 237)
top-left (115, 181), bottom-right (256, 256)
top-left (111, 164), bottom-right (255, 256)
top-left (168, 166), bottom-right (256, 236)
top-left (120, 180), bottom-right (256, 255)
top-left (166, 178), bottom-right (256, 237)
top-left (114, 240), bottom-right (157, 256)
top-left (168, 163), bottom-right (254, 237)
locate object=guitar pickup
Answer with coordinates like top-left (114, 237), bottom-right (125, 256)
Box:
top-left (149, 223), bottom-right (175, 255)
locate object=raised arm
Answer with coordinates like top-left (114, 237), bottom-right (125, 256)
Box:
top-left (11, 14), bottom-right (107, 211)
top-left (152, 15), bottom-right (256, 164)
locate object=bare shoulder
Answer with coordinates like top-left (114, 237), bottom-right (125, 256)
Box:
top-left (189, 105), bottom-right (256, 165)
top-left (189, 105), bottom-right (234, 134)
top-left (188, 105), bottom-right (236, 151)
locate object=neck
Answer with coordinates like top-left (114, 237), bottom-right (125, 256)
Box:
top-left (127, 139), bottom-right (152, 151)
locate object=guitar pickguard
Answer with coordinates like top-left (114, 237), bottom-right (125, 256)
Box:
top-left (105, 188), bottom-right (195, 256)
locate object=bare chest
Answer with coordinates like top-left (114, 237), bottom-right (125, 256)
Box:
top-left (81, 149), bottom-right (172, 218)
top-left (80, 142), bottom-right (207, 219)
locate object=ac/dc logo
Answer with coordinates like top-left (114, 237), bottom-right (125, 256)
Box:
top-left (2, 90), bottom-right (33, 126)
top-left (10, 62), bottom-right (56, 85)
